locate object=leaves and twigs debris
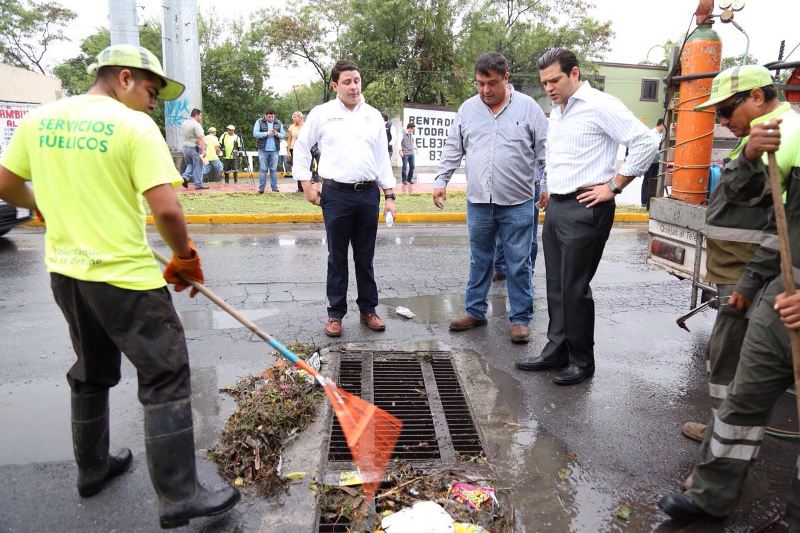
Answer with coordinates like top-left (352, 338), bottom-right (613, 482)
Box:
top-left (316, 462), bottom-right (513, 531)
top-left (614, 503), bottom-right (632, 521)
top-left (208, 343), bottom-right (323, 496)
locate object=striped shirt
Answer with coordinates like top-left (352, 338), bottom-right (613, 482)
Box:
top-left (545, 81), bottom-right (657, 194)
top-left (434, 87), bottom-right (548, 205)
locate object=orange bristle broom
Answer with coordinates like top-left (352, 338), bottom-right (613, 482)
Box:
top-left (153, 251), bottom-right (402, 501)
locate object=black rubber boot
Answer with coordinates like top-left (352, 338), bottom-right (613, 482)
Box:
top-left (145, 399), bottom-right (240, 529)
top-left (72, 391), bottom-right (132, 497)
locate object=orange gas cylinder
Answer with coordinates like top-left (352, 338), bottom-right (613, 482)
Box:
top-left (672, 24), bottom-right (721, 204)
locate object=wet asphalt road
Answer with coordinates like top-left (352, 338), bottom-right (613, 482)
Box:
top-left (0, 223), bottom-right (797, 532)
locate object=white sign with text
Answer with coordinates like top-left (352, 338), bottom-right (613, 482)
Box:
top-left (403, 107), bottom-right (464, 167)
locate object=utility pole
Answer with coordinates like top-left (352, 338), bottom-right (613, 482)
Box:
top-left (161, 0), bottom-right (202, 152)
top-left (108, 0), bottom-right (140, 46)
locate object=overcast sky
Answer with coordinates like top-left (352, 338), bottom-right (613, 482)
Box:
top-left (55, 0), bottom-right (799, 93)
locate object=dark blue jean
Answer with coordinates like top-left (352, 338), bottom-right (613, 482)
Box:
top-left (495, 181), bottom-right (541, 276)
top-left (401, 154), bottom-right (415, 184)
top-left (466, 198), bottom-right (535, 324)
top-left (320, 185), bottom-right (380, 318)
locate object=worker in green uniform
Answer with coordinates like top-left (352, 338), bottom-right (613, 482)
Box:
top-left (659, 65), bottom-right (800, 524)
top-left (680, 66), bottom-right (777, 451)
top-left (0, 44), bottom-right (239, 529)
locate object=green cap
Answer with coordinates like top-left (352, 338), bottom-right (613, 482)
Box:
top-left (87, 44), bottom-right (185, 101)
top-left (695, 65), bottom-right (773, 111)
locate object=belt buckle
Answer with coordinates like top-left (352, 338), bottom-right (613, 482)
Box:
top-left (353, 181), bottom-right (365, 191)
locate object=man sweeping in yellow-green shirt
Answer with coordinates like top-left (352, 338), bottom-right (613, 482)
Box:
top-left (0, 44), bottom-right (239, 529)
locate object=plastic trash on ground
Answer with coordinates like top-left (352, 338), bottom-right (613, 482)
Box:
top-left (395, 306), bottom-right (416, 319)
top-left (381, 501), bottom-right (454, 532)
top-left (450, 483), bottom-right (497, 510)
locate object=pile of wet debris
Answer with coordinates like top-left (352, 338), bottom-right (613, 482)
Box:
top-left (316, 461), bottom-right (513, 532)
top-left (208, 343), bottom-right (323, 496)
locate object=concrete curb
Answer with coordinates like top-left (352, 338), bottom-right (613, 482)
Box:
top-left (24, 212), bottom-right (649, 227)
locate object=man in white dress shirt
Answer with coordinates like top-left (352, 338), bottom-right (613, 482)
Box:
top-left (292, 60), bottom-right (397, 338)
top-left (515, 47), bottom-right (657, 385)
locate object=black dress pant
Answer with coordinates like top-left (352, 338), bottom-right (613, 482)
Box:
top-left (50, 273), bottom-right (191, 405)
top-left (320, 183), bottom-right (380, 318)
top-left (540, 193), bottom-right (615, 369)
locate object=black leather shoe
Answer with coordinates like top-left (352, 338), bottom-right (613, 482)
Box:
top-left (658, 494), bottom-right (717, 522)
top-left (515, 355), bottom-right (567, 372)
top-left (552, 364), bottom-right (594, 385)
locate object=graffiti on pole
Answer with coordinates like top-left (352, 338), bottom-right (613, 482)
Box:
top-left (165, 96), bottom-right (190, 128)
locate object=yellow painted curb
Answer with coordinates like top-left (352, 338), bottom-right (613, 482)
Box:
top-left (25, 212), bottom-right (649, 227)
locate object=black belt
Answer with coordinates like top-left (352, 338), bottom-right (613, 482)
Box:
top-left (550, 184), bottom-right (606, 201)
top-left (322, 178), bottom-right (376, 191)
top-left (549, 191), bottom-right (581, 200)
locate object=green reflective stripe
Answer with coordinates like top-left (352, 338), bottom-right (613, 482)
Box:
top-left (709, 383), bottom-right (728, 400)
top-left (761, 234), bottom-right (779, 251)
top-left (704, 224), bottom-right (767, 244)
top-left (714, 413), bottom-right (765, 441)
top-left (710, 437), bottom-right (760, 461)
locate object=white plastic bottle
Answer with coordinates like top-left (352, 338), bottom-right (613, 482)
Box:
top-left (385, 211), bottom-right (394, 227)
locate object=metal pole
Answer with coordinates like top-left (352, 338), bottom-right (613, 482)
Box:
top-left (161, 0), bottom-right (202, 153)
top-left (108, 0), bottom-right (139, 46)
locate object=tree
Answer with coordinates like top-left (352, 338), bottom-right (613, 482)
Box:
top-left (342, 0), bottom-right (461, 107)
top-left (720, 52), bottom-right (759, 70)
top-left (251, 0), bottom-right (350, 103)
top-left (456, 0), bottom-right (612, 99)
top-left (0, 0), bottom-right (76, 74)
top-left (198, 15), bottom-right (275, 140)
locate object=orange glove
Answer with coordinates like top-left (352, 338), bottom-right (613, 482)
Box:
top-left (163, 240), bottom-right (204, 297)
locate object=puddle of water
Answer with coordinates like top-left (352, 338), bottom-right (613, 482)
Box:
top-left (0, 364), bottom-right (245, 466)
top-left (382, 293), bottom-right (507, 324)
top-left (453, 351), bottom-right (625, 532)
top-left (179, 308), bottom-right (279, 330)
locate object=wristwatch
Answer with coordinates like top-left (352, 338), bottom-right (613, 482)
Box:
top-left (385, 193), bottom-right (396, 201)
top-left (607, 179), bottom-right (622, 195)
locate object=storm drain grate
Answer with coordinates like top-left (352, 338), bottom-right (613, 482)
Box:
top-left (373, 360), bottom-right (440, 460)
top-left (432, 358), bottom-right (484, 458)
top-left (328, 359), bottom-right (363, 461)
top-left (326, 351), bottom-right (484, 463)
top-left (320, 350), bottom-right (485, 532)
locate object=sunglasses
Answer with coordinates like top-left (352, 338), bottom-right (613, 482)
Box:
top-left (715, 93), bottom-right (748, 120)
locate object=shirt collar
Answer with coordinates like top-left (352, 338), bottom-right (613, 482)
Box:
top-left (336, 95), bottom-right (365, 112)
top-left (485, 84), bottom-right (514, 117)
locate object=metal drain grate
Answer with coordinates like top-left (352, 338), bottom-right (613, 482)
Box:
top-left (328, 359), bottom-right (363, 461)
top-left (326, 351), bottom-right (483, 463)
top-left (432, 358), bottom-right (484, 458)
top-left (319, 350), bottom-right (485, 533)
top-left (373, 359), bottom-right (440, 460)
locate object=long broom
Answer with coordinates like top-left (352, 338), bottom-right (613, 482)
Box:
top-left (766, 153), bottom-right (800, 434)
top-left (152, 250), bottom-right (402, 501)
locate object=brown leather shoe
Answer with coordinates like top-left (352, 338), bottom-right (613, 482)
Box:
top-left (511, 324), bottom-right (530, 343)
top-left (449, 315), bottom-right (488, 332)
top-left (360, 313), bottom-right (385, 331)
top-left (324, 317), bottom-right (342, 337)
top-left (681, 421), bottom-right (706, 443)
